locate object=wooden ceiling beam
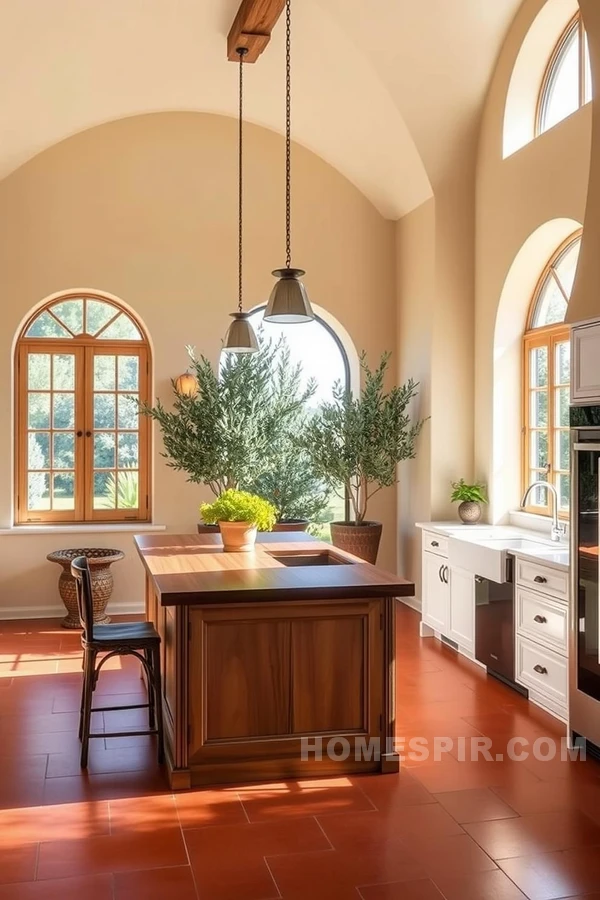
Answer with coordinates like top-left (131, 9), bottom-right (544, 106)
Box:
top-left (227, 0), bottom-right (286, 63)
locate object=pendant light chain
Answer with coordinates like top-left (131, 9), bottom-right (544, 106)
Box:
top-left (238, 48), bottom-right (245, 313)
top-left (285, 0), bottom-right (292, 270)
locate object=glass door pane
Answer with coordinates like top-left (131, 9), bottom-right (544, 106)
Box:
top-left (92, 352), bottom-right (141, 512)
top-left (26, 351), bottom-right (77, 514)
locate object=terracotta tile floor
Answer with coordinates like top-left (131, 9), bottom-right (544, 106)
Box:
top-left (1, 606), bottom-right (600, 899)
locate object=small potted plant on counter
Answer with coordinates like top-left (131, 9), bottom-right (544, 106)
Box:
top-left (299, 352), bottom-right (425, 564)
top-left (451, 479), bottom-right (488, 524)
top-left (200, 489), bottom-right (277, 551)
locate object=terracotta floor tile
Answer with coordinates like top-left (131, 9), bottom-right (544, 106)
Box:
top-left (114, 865), bottom-right (198, 900)
top-left (491, 779), bottom-right (584, 816)
top-left (267, 847), bottom-right (428, 900)
top-left (400, 833), bottom-right (499, 880)
top-left (465, 809), bottom-right (600, 859)
top-left (175, 788), bottom-right (249, 829)
top-left (51, 690), bottom-right (147, 714)
top-left (110, 794), bottom-right (180, 833)
top-left (408, 755), bottom-right (541, 792)
top-left (0, 801), bottom-right (110, 845)
top-left (359, 879), bottom-right (444, 900)
top-left (351, 772), bottom-right (436, 812)
top-left (41, 768), bottom-right (168, 806)
top-left (46, 743), bottom-right (157, 778)
top-left (0, 874), bottom-right (114, 900)
top-left (37, 827), bottom-right (188, 880)
top-left (434, 788), bottom-right (520, 823)
top-left (318, 804), bottom-right (463, 852)
top-left (238, 777), bottom-right (374, 822)
top-left (432, 869), bottom-right (528, 899)
top-left (0, 846), bottom-right (38, 886)
top-left (0, 755), bottom-right (47, 810)
top-left (498, 847), bottom-right (600, 900)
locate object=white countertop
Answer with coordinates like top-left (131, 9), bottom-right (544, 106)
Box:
top-left (416, 521), bottom-right (569, 572)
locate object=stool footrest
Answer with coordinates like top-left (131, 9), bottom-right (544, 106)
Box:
top-left (88, 729), bottom-right (159, 739)
top-left (91, 703), bottom-right (150, 712)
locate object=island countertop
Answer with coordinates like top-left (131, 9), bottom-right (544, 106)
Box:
top-left (134, 531), bottom-right (414, 605)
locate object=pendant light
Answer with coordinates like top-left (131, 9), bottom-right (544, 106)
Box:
top-left (223, 47), bottom-right (259, 354)
top-left (264, 0), bottom-right (314, 324)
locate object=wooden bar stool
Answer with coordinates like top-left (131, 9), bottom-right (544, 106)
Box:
top-left (71, 556), bottom-right (164, 769)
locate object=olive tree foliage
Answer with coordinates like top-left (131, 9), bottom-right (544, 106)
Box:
top-left (297, 352), bottom-right (426, 525)
top-left (139, 336), bottom-right (316, 497)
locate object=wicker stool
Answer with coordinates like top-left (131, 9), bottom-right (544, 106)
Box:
top-left (47, 548), bottom-right (124, 629)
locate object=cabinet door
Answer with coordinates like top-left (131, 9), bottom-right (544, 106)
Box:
top-left (448, 566), bottom-right (475, 652)
top-left (422, 551), bottom-right (449, 634)
top-left (572, 322), bottom-right (600, 404)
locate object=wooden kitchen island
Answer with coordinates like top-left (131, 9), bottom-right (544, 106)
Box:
top-left (134, 532), bottom-right (414, 788)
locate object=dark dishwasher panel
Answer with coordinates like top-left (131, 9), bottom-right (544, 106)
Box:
top-left (475, 560), bottom-right (514, 682)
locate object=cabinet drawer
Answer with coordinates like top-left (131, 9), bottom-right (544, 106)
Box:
top-left (515, 558), bottom-right (568, 601)
top-left (516, 636), bottom-right (568, 706)
top-left (516, 589), bottom-right (568, 654)
top-left (422, 531), bottom-right (448, 557)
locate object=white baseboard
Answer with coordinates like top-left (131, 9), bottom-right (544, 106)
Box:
top-left (397, 595), bottom-right (421, 613)
top-left (0, 601), bottom-right (145, 621)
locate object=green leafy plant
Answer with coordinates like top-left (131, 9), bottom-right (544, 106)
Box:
top-left (99, 467), bottom-right (139, 510)
top-left (298, 352), bottom-right (425, 526)
top-left (450, 479), bottom-right (488, 504)
top-left (200, 490), bottom-right (277, 531)
top-left (243, 414), bottom-right (331, 523)
top-left (139, 337), bottom-right (315, 497)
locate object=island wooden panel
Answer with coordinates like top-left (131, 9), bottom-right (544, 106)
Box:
top-left (291, 616), bottom-right (366, 734)
top-left (136, 533), bottom-right (410, 787)
top-left (204, 619), bottom-right (291, 740)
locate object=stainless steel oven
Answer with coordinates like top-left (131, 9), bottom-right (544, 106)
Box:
top-left (570, 406), bottom-right (600, 748)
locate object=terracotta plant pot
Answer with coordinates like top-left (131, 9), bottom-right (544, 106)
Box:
top-left (46, 547), bottom-right (125, 629)
top-left (330, 521), bottom-right (382, 564)
top-left (219, 521), bottom-right (257, 552)
top-left (458, 501), bottom-right (482, 524)
top-left (197, 522), bottom-right (219, 534)
top-left (272, 519), bottom-right (310, 532)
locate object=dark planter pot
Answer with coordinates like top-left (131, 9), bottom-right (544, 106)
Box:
top-left (197, 523), bottom-right (219, 534)
top-left (273, 519), bottom-right (310, 533)
top-left (330, 521), bottom-right (382, 564)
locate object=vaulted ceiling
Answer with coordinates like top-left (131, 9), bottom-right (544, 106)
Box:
top-left (0, 0), bottom-right (524, 218)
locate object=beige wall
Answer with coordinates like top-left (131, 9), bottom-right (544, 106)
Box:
top-left (0, 111), bottom-right (397, 616)
top-left (569, 0), bottom-right (600, 323)
top-left (476, 0), bottom-right (591, 520)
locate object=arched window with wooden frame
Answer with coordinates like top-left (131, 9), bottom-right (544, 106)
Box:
top-left (522, 232), bottom-right (581, 518)
top-left (15, 293), bottom-right (151, 524)
top-left (537, 12), bottom-right (592, 136)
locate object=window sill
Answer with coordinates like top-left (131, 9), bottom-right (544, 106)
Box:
top-left (0, 524), bottom-right (167, 536)
top-left (508, 509), bottom-right (569, 537)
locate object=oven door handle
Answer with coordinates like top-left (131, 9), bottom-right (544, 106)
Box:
top-left (574, 443), bottom-right (600, 452)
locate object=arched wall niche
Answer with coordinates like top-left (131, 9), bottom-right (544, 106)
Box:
top-left (492, 217), bottom-right (582, 522)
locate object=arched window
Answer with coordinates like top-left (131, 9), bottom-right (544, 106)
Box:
top-left (537, 12), bottom-right (592, 135)
top-left (522, 232), bottom-right (581, 517)
top-left (247, 306), bottom-right (351, 528)
top-left (15, 293), bottom-right (150, 524)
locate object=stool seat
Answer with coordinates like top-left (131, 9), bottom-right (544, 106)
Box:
top-left (87, 621), bottom-right (160, 647)
top-left (71, 556), bottom-right (164, 769)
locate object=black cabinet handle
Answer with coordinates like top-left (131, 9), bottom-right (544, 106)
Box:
top-left (533, 615), bottom-right (547, 624)
top-left (439, 565), bottom-right (444, 582)
top-left (533, 575), bottom-right (547, 584)
top-left (533, 664), bottom-right (548, 675)
top-left (431, 540), bottom-right (439, 547)
top-left (443, 566), bottom-right (449, 584)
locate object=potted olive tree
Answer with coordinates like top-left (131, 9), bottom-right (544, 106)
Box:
top-left (140, 338), bottom-right (314, 529)
top-left (243, 414), bottom-right (332, 532)
top-left (299, 352), bottom-right (425, 563)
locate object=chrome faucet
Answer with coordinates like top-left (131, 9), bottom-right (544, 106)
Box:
top-left (520, 481), bottom-right (564, 543)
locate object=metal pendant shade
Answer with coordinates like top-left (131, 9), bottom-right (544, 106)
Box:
top-left (264, 0), bottom-right (314, 325)
top-left (222, 47), bottom-right (258, 354)
top-left (223, 311), bottom-right (259, 353)
top-left (265, 267), bottom-right (313, 323)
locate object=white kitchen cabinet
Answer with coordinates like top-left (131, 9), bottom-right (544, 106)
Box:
top-left (422, 550), bottom-right (450, 635)
top-left (448, 566), bottom-right (475, 653)
top-left (571, 321), bottom-right (600, 405)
